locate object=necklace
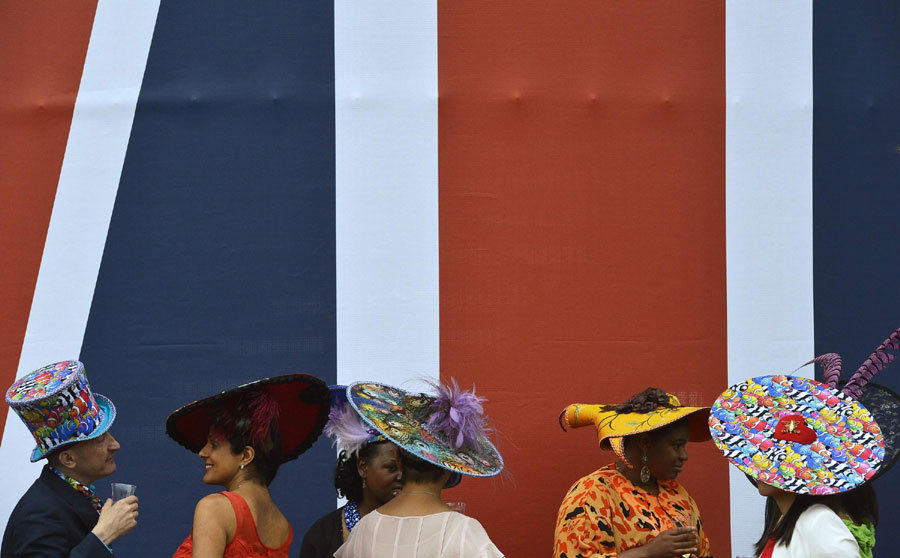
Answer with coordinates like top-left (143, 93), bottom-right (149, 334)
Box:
top-left (399, 490), bottom-right (442, 499)
top-left (344, 500), bottom-right (361, 532)
top-left (232, 478), bottom-right (252, 491)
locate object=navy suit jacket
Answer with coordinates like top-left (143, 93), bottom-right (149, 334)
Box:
top-left (1, 466), bottom-right (111, 558)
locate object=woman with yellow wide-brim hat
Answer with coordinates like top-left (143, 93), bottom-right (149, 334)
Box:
top-left (553, 387), bottom-right (712, 558)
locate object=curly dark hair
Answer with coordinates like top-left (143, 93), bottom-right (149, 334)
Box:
top-left (841, 482), bottom-right (879, 526)
top-left (615, 387), bottom-right (677, 414)
top-left (333, 442), bottom-right (388, 503)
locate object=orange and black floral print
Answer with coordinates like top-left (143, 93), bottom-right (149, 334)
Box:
top-left (553, 464), bottom-right (710, 558)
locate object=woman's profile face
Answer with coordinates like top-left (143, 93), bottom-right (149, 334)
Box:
top-left (756, 479), bottom-right (785, 498)
top-left (359, 442), bottom-right (404, 507)
top-left (646, 422), bottom-right (690, 480)
top-left (198, 432), bottom-right (243, 486)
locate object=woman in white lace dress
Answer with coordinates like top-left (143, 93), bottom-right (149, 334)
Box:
top-left (334, 380), bottom-right (505, 558)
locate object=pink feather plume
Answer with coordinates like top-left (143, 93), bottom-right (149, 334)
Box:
top-left (844, 326), bottom-right (900, 400)
top-left (798, 353), bottom-right (843, 389)
top-left (246, 391), bottom-right (280, 447)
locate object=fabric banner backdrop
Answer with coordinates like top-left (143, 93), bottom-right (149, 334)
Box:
top-left (2, 2), bottom-right (899, 557)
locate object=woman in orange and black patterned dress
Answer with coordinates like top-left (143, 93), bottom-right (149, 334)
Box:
top-left (554, 388), bottom-right (712, 558)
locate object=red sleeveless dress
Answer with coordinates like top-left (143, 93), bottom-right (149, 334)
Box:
top-left (173, 491), bottom-right (293, 558)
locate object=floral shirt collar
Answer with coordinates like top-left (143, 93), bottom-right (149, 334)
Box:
top-left (49, 465), bottom-right (101, 513)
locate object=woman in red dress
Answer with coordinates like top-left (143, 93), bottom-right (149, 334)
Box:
top-left (166, 374), bottom-right (331, 557)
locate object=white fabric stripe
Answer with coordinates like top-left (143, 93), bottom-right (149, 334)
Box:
top-left (335, 3), bottom-right (439, 391)
top-left (0, 0), bottom-right (160, 532)
top-left (726, 2), bottom-right (814, 556)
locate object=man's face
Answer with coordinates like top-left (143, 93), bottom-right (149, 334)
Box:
top-left (68, 431), bottom-right (120, 484)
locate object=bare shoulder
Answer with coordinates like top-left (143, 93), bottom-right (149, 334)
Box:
top-left (194, 493), bottom-right (234, 522)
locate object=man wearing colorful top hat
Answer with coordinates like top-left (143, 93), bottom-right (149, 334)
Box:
top-left (2, 361), bottom-right (139, 557)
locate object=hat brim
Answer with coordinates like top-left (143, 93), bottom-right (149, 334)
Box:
top-left (166, 374), bottom-right (330, 463)
top-left (32, 393), bottom-right (117, 462)
top-left (347, 382), bottom-right (504, 478)
top-left (709, 375), bottom-right (885, 495)
top-left (840, 381), bottom-right (900, 480)
top-left (591, 406), bottom-right (711, 448)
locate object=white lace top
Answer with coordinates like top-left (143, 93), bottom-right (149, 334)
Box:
top-left (334, 510), bottom-right (503, 558)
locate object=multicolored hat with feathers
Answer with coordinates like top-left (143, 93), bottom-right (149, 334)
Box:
top-left (800, 326), bottom-right (900, 478)
top-left (325, 385), bottom-right (386, 456)
top-left (559, 392), bottom-right (710, 466)
top-left (166, 374), bottom-right (330, 463)
top-left (346, 380), bottom-right (504, 481)
top-left (709, 375), bottom-right (884, 495)
top-left (6, 360), bottom-right (116, 462)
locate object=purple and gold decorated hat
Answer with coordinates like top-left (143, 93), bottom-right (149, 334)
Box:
top-left (347, 381), bottom-right (503, 481)
top-left (5, 360), bottom-right (116, 462)
top-left (709, 375), bottom-right (884, 495)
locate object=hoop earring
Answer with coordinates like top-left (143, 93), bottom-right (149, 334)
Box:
top-left (640, 452), bottom-right (651, 484)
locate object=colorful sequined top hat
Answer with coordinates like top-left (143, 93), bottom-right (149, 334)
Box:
top-left (800, 326), bottom-right (900, 479)
top-left (559, 392), bottom-right (710, 465)
top-left (325, 385), bottom-right (386, 456)
top-left (346, 380), bottom-right (504, 481)
top-left (709, 375), bottom-right (885, 495)
top-left (5, 360), bottom-right (116, 463)
top-left (166, 374), bottom-right (330, 463)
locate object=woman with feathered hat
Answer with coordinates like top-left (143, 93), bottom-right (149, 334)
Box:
top-left (165, 374), bottom-right (331, 558)
top-left (709, 327), bottom-right (899, 558)
top-left (299, 386), bottom-right (403, 558)
top-left (333, 379), bottom-right (505, 558)
top-left (554, 387), bottom-right (713, 558)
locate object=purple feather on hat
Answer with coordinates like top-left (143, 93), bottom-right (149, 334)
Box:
top-left (324, 402), bottom-right (374, 456)
top-left (844, 326), bottom-right (900, 400)
top-left (801, 353), bottom-right (843, 389)
top-left (426, 378), bottom-right (488, 450)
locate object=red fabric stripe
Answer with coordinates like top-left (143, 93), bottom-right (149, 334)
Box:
top-left (0, 2), bottom-right (99, 444)
top-left (438, 2), bottom-right (729, 556)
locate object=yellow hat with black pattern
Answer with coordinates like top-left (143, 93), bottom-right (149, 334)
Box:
top-left (560, 392), bottom-right (710, 464)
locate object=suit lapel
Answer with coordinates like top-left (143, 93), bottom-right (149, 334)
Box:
top-left (39, 466), bottom-right (101, 532)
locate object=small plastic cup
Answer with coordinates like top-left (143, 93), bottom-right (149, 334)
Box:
top-left (446, 501), bottom-right (466, 514)
top-left (111, 483), bottom-right (137, 502)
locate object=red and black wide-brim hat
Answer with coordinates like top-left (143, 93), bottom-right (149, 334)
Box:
top-left (166, 374), bottom-right (330, 462)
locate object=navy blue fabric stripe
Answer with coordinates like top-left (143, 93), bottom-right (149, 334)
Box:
top-left (814, 1), bottom-right (900, 547)
top-left (79, 2), bottom-right (335, 554)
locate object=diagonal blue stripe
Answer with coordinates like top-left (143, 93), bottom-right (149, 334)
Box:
top-left (814, 1), bottom-right (900, 550)
top-left (79, 2), bottom-right (336, 554)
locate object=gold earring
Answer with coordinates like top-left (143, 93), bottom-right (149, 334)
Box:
top-left (640, 452), bottom-right (651, 483)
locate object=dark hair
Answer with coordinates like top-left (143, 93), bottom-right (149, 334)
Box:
top-left (333, 442), bottom-right (384, 503)
top-left (615, 387), bottom-right (685, 450)
top-left (615, 387), bottom-right (677, 414)
top-left (840, 483), bottom-right (879, 526)
top-left (399, 449), bottom-right (446, 483)
top-left (211, 392), bottom-right (283, 486)
top-left (754, 494), bottom-right (842, 555)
